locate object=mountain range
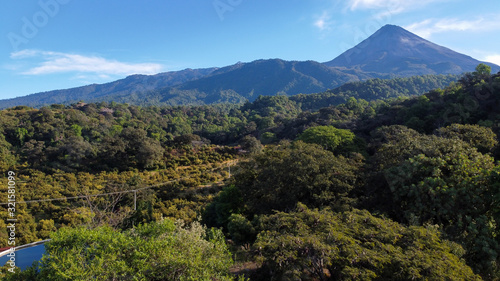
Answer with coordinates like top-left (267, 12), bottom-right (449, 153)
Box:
top-left (1, 24), bottom-right (498, 109)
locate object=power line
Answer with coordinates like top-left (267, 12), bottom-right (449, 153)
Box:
top-left (0, 160), bottom-right (238, 207)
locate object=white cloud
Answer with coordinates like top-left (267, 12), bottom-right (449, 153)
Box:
top-left (10, 49), bottom-right (163, 76)
top-left (404, 19), bottom-right (435, 38)
top-left (405, 16), bottom-right (500, 38)
top-left (314, 11), bottom-right (333, 31)
top-left (314, 18), bottom-right (326, 30)
top-left (484, 55), bottom-right (500, 66)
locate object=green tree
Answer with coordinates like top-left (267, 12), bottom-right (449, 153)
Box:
top-left (239, 135), bottom-right (263, 154)
top-left (233, 141), bottom-right (360, 215)
top-left (57, 136), bottom-right (94, 170)
top-left (69, 124), bottom-right (82, 137)
top-left (6, 220), bottom-right (235, 280)
top-left (434, 123), bottom-right (498, 154)
top-left (173, 133), bottom-right (201, 146)
top-left (297, 125), bottom-right (362, 155)
top-left (370, 126), bottom-right (499, 277)
top-left (0, 134), bottom-right (15, 173)
top-left (227, 213), bottom-right (256, 244)
top-left (204, 184), bottom-right (245, 228)
top-left (120, 127), bottom-right (164, 169)
top-left (260, 131), bottom-right (275, 144)
top-left (21, 140), bottom-right (46, 168)
top-left (474, 63), bottom-right (492, 78)
top-left (384, 150), bottom-right (499, 277)
top-left (98, 135), bottom-right (128, 170)
top-left (255, 204), bottom-right (480, 280)
top-left (15, 127), bottom-right (29, 146)
top-left (36, 219), bottom-right (56, 239)
top-left (109, 124), bottom-right (123, 136)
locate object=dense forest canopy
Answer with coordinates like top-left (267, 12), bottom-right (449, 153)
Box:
top-left (1, 65), bottom-right (500, 280)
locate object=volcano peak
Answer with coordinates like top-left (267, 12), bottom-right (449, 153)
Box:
top-left (324, 24), bottom-right (499, 76)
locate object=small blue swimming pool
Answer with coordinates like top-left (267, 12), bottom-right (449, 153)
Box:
top-left (0, 244), bottom-right (46, 270)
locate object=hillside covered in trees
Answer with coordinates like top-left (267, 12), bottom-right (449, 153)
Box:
top-left (1, 64), bottom-right (500, 280)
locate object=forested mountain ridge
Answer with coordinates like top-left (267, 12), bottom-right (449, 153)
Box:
top-left (290, 73), bottom-right (459, 111)
top-left (0, 71), bottom-right (458, 112)
top-left (97, 59), bottom-right (372, 107)
top-left (1, 25), bottom-right (498, 109)
top-left (0, 59), bottom-right (385, 109)
top-left (0, 67), bottom-right (217, 109)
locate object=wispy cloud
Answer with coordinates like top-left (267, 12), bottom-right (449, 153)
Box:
top-left (346, 0), bottom-right (448, 18)
top-left (10, 49), bottom-right (163, 76)
top-left (405, 15), bottom-right (500, 38)
top-left (348, 0), bottom-right (402, 11)
top-left (10, 49), bottom-right (41, 59)
top-left (314, 11), bottom-right (334, 31)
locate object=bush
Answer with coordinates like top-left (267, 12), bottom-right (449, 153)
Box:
top-left (5, 220), bottom-right (235, 280)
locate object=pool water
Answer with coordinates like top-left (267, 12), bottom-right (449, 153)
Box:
top-left (0, 244), bottom-right (46, 270)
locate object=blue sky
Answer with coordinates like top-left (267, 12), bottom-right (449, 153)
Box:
top-left (1, 0), bottom-right (500, 100)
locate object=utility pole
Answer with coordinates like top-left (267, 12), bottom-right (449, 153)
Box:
top-left (133, 190), bottom-right (137, 211)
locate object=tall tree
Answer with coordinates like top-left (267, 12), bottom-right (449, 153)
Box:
top-left (297, 125), bottom-right (363, 155)
top-left (233, 141), bottom-right (361, 215)
top-left (255, 204), bottom-right (480, 281)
